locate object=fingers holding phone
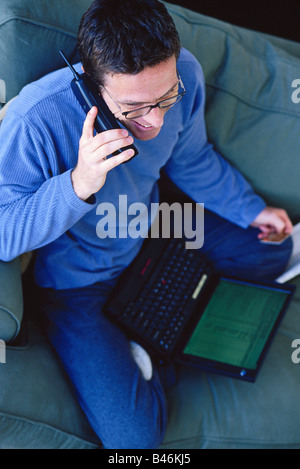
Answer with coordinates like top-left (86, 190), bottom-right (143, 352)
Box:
top-left (72, 107), bottom-right (135, 201)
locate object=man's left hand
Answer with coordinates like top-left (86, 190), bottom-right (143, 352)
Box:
top-left (251, 206), bottom-right (293, 239)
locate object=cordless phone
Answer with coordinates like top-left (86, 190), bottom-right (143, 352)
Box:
top-left (59, 50), bottom-right (138, 159)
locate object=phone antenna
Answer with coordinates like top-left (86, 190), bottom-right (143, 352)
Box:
top-left (59, 50), bottom-right (80, 80)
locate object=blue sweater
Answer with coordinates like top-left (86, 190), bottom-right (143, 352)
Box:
top-left (0, 48), bottom-right (265, 289)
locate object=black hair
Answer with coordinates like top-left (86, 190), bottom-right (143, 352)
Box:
top-left (77, 0), bottom-right (181, 85)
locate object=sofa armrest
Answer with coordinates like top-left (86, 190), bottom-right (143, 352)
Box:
top-left (0, 258), bottom-right (23, 343)
top-left (0, 97), bottom-right (24, 343)
top-left (0, 97), bottom-right (17, 123)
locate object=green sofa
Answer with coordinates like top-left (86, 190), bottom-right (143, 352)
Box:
top-left (1, 0), bottom-right (300, 449)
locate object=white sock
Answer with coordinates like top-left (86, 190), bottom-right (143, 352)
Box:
top-left (129, 341), bottom-right (153, 381)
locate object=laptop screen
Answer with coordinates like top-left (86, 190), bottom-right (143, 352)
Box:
top-left (183, 278), bottom-right (289, 371)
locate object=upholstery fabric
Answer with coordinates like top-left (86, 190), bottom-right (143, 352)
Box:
top-left (0, 257), bottom-right (23, 343)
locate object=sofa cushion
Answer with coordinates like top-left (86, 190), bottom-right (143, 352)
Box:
top-left (0, 305), bottom-right (99, 449)
top-left (0, 258), bottom-right (23, 343)
top-left (0, 0), bottom-right (91, 103)
top-left (0, 99), bottom-right (29, 343)
top-left (166, 2), bottom-right (300, 222)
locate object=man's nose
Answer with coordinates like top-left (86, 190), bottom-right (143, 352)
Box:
top-left (143, 106), bottom-right (164, 128)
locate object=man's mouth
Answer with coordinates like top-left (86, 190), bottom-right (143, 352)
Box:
top-left (133, 121), bottom-right (154, 130)
top-left (125, 119), bottom-right (162, 140)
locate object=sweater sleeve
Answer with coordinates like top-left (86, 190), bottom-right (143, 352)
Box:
top-left (0, 109), bottom-right (95, 261)
top-left (164, 57), bottom-right (266, 228)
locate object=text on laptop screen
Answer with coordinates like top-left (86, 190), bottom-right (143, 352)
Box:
top-left (183, 279), bottom-right (289, 370)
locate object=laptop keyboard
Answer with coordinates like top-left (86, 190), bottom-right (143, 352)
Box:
top-left (108, 239), bottom-right (212, 355)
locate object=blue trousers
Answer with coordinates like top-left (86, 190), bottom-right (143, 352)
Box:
top-left (38, 209), bottom-right (292, 449)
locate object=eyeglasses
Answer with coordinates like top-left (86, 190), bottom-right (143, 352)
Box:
top-left (100, 74), bottom-right (186, 120)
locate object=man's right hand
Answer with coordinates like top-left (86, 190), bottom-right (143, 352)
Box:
top-left (71, 106), bottom-right (135, 201)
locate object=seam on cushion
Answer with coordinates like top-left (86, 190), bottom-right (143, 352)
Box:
top-left (161, 434), bottom-right (300, 448)
top-left (0, 306), bottom-right (20, 342)
top-left (0, 16), bottom-right (77, 38)
top-left (205, 82), bottom-right (300, 118)
top-left (0, 411), bottom-right (99, 448)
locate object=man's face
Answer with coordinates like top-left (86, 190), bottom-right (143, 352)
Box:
top-left (101, 55), bottom-right (178, 141)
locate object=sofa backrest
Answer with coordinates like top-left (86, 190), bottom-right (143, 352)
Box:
top-left (166, 3), bottom-right (300, 221)
top-left (0, 0), bottom-right (90, 101)
top-left (1, 0), bottom-right (300, 220)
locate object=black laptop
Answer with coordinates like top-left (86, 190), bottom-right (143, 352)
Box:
top-left (104, 236), bottom-right (295, 382)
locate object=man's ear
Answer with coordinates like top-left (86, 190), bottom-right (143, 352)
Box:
top-left (81, 65), bottom-right (85, 72)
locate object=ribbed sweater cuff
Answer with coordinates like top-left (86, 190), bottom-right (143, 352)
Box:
top-left (59, 169), bottom-right (96, 211)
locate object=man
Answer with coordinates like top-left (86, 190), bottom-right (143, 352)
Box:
top-left (0, 0), bottom-right (293, 449)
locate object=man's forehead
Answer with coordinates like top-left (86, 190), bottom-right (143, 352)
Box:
top-left (103, 56), bottom-right (177, 104)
